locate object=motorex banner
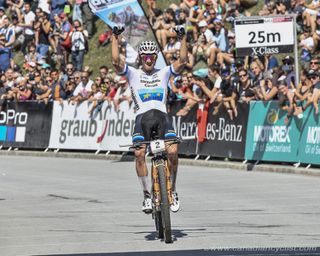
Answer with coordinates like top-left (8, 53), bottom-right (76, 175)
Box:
top-left (245, 101), bottom-right (300, 162)
top-left (88, 0), bottom-right (166, 68)
top-left (296, 106), bottom-right (320, 165)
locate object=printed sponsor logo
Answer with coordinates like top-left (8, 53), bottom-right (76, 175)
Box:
top-left (58, 105), bottom-right (134, 144)
top-left (0, 109), bottom-right (27, 142)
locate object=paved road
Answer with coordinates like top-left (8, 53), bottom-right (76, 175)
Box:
top-left (0, 155), bottom-right (320, 256)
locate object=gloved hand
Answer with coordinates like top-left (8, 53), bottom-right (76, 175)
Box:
top-left (173, 25), bottom-right (185, 39)
top-left (113, 25), bottom-right (125, 36)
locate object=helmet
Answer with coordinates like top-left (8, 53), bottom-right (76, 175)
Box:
top-left (138, 40), bottom-right (159, 55)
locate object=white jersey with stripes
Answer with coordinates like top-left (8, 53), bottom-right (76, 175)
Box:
top-left (121, 63), bottom-right (178, 116)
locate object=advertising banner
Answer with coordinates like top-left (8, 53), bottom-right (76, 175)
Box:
top-left (88, 0), bottom-right (166, 68)
top-left (295, 107), bottom-right (320, 165)
top-left (245, 101), bottom-right (300, 162)
top-left (235, 16), bottom-right (295, 56)
top-left (49, 101), bottom-right (135, 151)
top-left (168, 101), bottom-right (198, 155)
top-left (198, 103), bottom-right (249, 159)
top-left (0, 102), bottom-right (53, 149)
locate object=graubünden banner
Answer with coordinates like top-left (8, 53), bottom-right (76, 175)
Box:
top-left (0, 101), bottom-right (53, 148)
top-left (48, 101), bottom-right (135, 151)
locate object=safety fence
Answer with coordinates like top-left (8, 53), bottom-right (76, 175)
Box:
top-left (0, 100), bottom-right (319, 166)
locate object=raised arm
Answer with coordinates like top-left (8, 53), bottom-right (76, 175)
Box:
top-left (172, 26), bottom-right (187, 74)
top-left (111, 26), bottom-right (125, 74)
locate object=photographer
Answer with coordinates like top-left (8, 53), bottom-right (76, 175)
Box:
top-left (70, 19), bottom-right (88, 71)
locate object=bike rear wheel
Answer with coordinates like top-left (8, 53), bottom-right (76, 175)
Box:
top-left (156, 160), bottom-right (172, 243)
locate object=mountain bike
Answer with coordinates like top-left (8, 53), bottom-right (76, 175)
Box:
top-left (126, 137), bottom-right (180, 243)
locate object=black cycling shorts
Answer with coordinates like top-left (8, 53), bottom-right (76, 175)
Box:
top-left (132, 109), bottom-right (177, 143)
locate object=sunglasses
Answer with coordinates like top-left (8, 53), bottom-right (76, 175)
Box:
top-left (239, 74), bottom-right (247, 78)
top-left (310, 61), bottom-right (318, 65)
top-left (310, 76), bottom-right (318, 80)
top-left (141, 54), bottom-right (156, 62)
top-left (74, 77), bottom-right (80, 79)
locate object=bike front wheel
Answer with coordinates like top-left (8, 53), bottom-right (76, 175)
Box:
top-left (156, 159), bottom-right (172, 243)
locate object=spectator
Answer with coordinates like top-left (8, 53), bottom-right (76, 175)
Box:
top-left (0, 36), bottom-right (14, 73)
top-left (34, 12), bottom-right (51, 61)
top-left (163, 34), bottom-right (181, 62)
top-left (250, 59), bottom-right (264, 87)
top-left (281, 55), bottom-right (296, 89)
top-left (99, 65), bottom-right (109, 79)
top-left (70, 70), bottom-right (92, 104)
top-left (302, 69), bottom-right (320, 115)
top-left (253, 74), bottom-right (278, 101)
top-left (217, 31), bottom-right (236, 68)
top-left (113, 76), bottom-right (131, 112)
top-left (88, 83), bottom-right (103, 115)
top-left (0, 16), bottom-right (16, 48)
top-left (35, 77), bottom-right (51, 103)
top-left (278, 78), bottom-right (294, 123)
top-left (19, 2), bottom-right (35, 55)
top-left (80, 0), bottom-right (94, 38)
top-left (234, 68), bottom-right (256, 104)
top-left (70, 19), bottom-right (88, 71)
top-left (293, 69), bottom-right (313, 118)
top-left (0, 7), bottom-right (7, 27)
top-left (300, 26), bottom-right (315, 66)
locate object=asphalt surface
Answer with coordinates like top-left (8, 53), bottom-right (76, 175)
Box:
top-left (1, 155), bottom-right (320, 256)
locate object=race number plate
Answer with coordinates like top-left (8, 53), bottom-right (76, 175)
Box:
top-left (150, 140), bottom-right (166, 154)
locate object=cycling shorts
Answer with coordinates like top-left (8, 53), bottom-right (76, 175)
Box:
top-left (132, 109), bottom-right (177, 143)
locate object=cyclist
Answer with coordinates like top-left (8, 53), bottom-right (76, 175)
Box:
top-left (111, 26), bottom-right (187, 214)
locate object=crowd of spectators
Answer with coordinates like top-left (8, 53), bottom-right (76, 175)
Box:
top-left (0, 0), bottom-right (320, 121)
top-left (146, 0), bottom-right (320, 121)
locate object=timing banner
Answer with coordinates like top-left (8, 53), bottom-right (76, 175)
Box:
top-left (197, 103), bottom-right (249, 159)
top-left (88, 0), bottom-right (166, 68)
top-left (0, 102), bottom-right (53, 149)
top-left (235, 16), bottom-right (295, 56)
top-left (49, 101), bottom-right (135, 151)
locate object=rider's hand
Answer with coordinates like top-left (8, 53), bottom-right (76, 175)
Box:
top-left (173, 25), bottom-right (185, 39)
top-left (112, 25), bottom-right (125, 36)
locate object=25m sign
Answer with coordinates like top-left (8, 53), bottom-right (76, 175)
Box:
top-left (234, 16), bottom-right (295, 57)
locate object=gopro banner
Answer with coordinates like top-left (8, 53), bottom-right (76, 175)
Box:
top-left (88, 0), bottom-right (166, 68)
top-left (0, 102), bottom-right (53, 149)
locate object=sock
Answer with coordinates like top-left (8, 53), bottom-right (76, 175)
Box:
top-left (138, 176), bottom-right (150, 197)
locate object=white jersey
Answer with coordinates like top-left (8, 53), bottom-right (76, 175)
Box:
top-left (121, 63), bottom-right (178, 115)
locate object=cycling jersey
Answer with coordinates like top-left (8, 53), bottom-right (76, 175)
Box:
top-left (120, 63), bottom-right (178, 116)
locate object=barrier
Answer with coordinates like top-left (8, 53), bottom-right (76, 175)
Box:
top-left (0, 101), bottom-right (53, 149)
top-left (2, 100), bottom-right (320, 167)
top-left (245, 101), bottom-right (320, 165)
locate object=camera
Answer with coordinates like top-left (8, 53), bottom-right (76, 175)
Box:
top-left (113, 25), bottom-right (125, 35)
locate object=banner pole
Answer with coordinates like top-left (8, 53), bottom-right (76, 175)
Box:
top-left (293, 14), bottom-right (299, 87)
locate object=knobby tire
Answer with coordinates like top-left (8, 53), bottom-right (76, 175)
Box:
top-left (156, 159), bottom-right (172, 243)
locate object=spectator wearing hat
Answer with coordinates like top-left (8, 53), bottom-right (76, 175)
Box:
top-left (193, 20), bottom-right (216, 63)
top-left (0, 36), bottom-right (14, 73)
top-left (214, 66), bottom-right (238, 119)
top-left (0, 17), bottom-right (15, 48)
top-left (113, 76), bottom-right (131, 112)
